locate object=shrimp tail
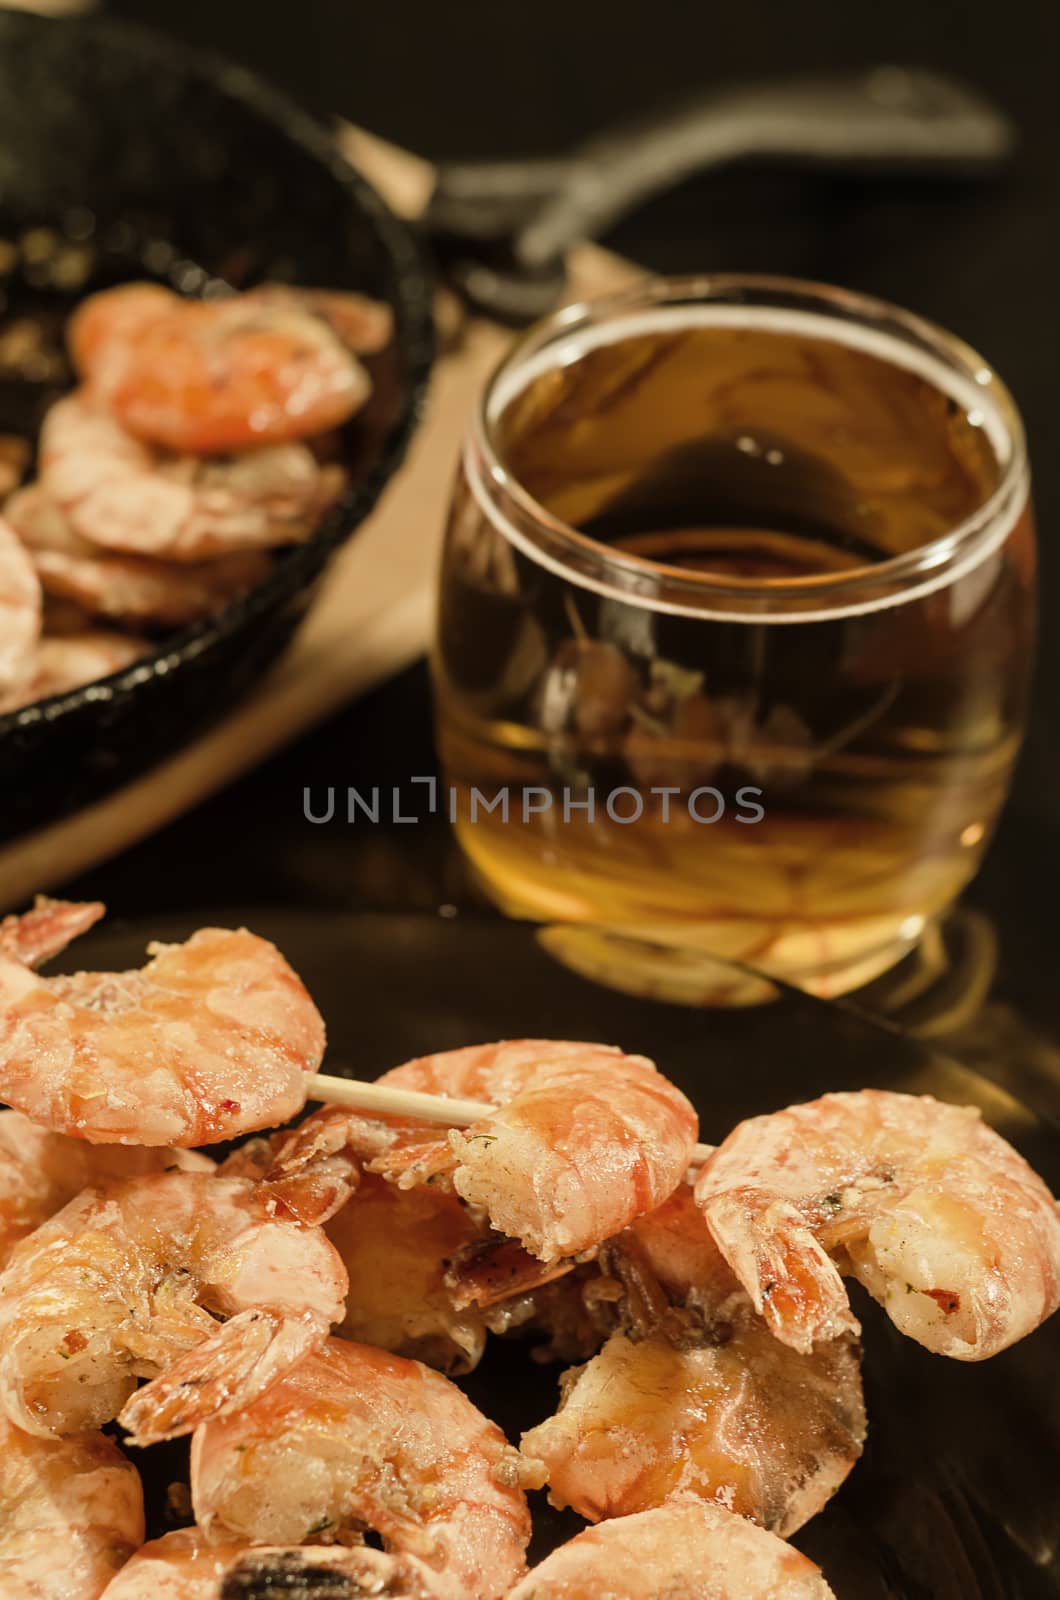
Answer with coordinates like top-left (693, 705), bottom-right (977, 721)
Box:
top-left (119, 1309), bottom-right (323, 1445)
top-left (702, 1193), bottom-right (860, 1352)
top-left (0, 896), bottom-right (104, 968)
top-left (220, 1546), bottom-right (444, 1599)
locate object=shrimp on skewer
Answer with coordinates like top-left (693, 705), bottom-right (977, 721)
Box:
top-left (69, 282), bottom-right (390, 455)
top-left (0, 1108), bottom-right (212, 1268)
top-left (279, 1040), bottom-right (698, 1264)
top-left (695, 1089), bottom-right (1060, 1359)
top-left (40, 393), bottom-right (345, 562)
top-left (506, 1502), bottom-right (837, 1600)
top-left (0, 1411), bottom-right (144, 1600)
top-left (191, 1337), bottom-right (539, 1600)
top-left (99, 1531), bottom-right (442, 1600)
top-left (521, 1183), bottom-right (865, 1536)
top-left (0, 1169), bottom-right (347, 1443)
top-left (0, 898), bottom-right (326, 1146)
top-left (6, 483), bottom-right (272, 629)
top-left (0, 513), bottom-right (42, 695)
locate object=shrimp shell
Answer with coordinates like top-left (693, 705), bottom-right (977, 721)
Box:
top-left (364, 1039), bottom-right (699, 1261)
top-left (0, 900), bottom-right (326, 1146)
top-left (0, 1411), bottom-right (144, 1600)
top-left (505, 1501), bottom-right (837, 1599)
top-left (0, 1169), bottom-right (347, 1442)
top-left (695, 1089), bottom-right (1060, 1359)
top-left (191, 1336), bottom-right (539, 1600)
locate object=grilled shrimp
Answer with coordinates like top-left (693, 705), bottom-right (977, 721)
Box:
top-left (40, 392), bottom-right (344, 562)
top-left (0, 1169), bottom-right (346, 1443)
top-left (506, 1502), bottom-right (837, 1600)
top-left (695, 1089), bottom-right (1060, 1359)
top-left (521, 1183), bottom-right (865, 1536)
top-left (100, 1530), bottom-right (441, 1600)
top-left (0, 1108), bottom-right (212, 1268)
top-left (0, 512), bottom-right (41, 694)
top-left (0, 898), bottom-right (326, 1146)
top-left (307, 1040), bottom-right (698, 1263)
top-left (325, 1173), bottom-right (488, 1374)
top-left (69, 282), bottom-right (389, 455)
top-left (191, 1337), bottom-right (539, 1600)
top-left (6, 483), bottom-right (271, 629)
top-left (0, 1411), bottom-right (144, 1600)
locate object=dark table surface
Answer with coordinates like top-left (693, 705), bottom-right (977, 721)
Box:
top-left (63, 0), bottom-right (1060, 1080)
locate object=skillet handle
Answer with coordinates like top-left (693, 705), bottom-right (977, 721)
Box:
top-left (428, 67), bottom-right (1015, 322)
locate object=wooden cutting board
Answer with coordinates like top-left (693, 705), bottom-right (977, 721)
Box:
top-left (0, 125), bottom-right (642, 909)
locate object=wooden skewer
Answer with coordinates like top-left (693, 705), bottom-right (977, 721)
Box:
top-left (306, 1072), bottom-right (715, 1165)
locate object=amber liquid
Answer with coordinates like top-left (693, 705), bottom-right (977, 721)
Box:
top-left (433, 317), bottom-right (1035, 995)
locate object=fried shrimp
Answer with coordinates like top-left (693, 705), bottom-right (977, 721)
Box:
top-left (0, 898), bottom-right (326, 1146)
top-left (0, 1108), bottom-right (212, 1268)
top-left (0, 1411), bottom-right (144, 1600)
top-left (0, 1169), bottom-right (346, 1443)
top-left (325, 1039), bottom-right (698, 1263)
top-left (69, 282), bottom-right (389, 455)
top-left (40, 392), bottom-right (344, 562)
top-left (506, 1502), bottom-right (837, 1600)
top-left (695, 1089), bottom-right (1060, 1359)
top-left (521, 1183), bottom-right (865, 1536)
top-left (99, 1530), bottom-right (441, 1600)
top-left (191, 1337), bottom-right (539, 1600)
top-left (6, 483), bottom-right (271, 629)
top-left (0, 512), bottom-right (42, 694)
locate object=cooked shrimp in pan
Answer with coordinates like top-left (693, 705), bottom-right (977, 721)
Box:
top-left (0, 1108), bottom-right (212, 1268)
top-left (506, 1502), bottom-right (837, 1600)
top-left (69, 282), bottom-right (389, 455)
top-left (191, 1336), bottom-right (538, 1600)
top-left (0, 512), bottom-right (41, 694)
top-left (521, 1183), bottom-right (865, 1536)
top-left (0, 630), bottom-right (147, 714)
top-left (40, 392), bottom-right (345, 562)
top-left (695, 1089), bottom-right (1060, 1359)
top-left (0, 1169), bottom-right (346, 1442)
top-left (6, 483), bottom-right (271, 629)
top-left (99, 1530), bottom-right (441, 1600)
top-left (0, 898), bottom-right (326, 1146)
top-left (0, 1411), bottom-right (144, 1600)
top-left (348, 1039), bottom-right (698, 1262)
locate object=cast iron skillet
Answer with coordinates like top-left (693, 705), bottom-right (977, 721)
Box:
top-left (44, 910), bottom-right (1060, 1596)
top-left (0, 11), bottom-right (434, 845)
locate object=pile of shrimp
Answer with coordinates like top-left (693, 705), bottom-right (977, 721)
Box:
top-left (0, 278), bottom-right (392, 717)
top-left (0, 894), bottom-right (1056, 1597)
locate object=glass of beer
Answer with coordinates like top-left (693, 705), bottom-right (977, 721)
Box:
top-left (432, 276), bottom-right (1034, 997)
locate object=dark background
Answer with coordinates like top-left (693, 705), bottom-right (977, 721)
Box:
top-left (69, 0), bottom-right (1060, 1027)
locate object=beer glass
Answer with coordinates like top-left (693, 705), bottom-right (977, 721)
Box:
top-left (432, 276), bottom-right (1034, 996)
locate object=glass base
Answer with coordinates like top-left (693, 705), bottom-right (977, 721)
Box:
top-left (533, 916), bottom-right (928, 1008)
